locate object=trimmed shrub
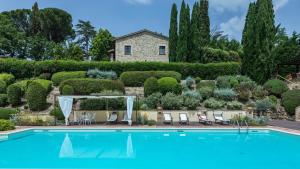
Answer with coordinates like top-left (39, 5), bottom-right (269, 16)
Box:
top-left (161, 92), bottom-right (183, 110)
top-left (204, 98), bottom-right (225, 109)
top-left (61, 85), bottom-right (74, 95)
top-left (60, 78), bottom-right (125, 95)
top-left (144, 77), bottom-right (159, 97)
top-left (33, 79), bottom-right (52, 93)
top-left (0, 94), bottom-right (8, 107)
top-left (0, 119), bottom-right (15, 131)
top-left (51, 71), bottom-right (86, 86)
top-left (255, 98), bottom-right (273, 112)
top-left (143, 92), bottom-right (162, 109)
top-left (26, 82), bottom-right (47, 111)
top-left (264, 79), bottom-right (289, 96)
top-left (157, 77), bottom-right (182, 95)
top-left (0, 59), bottom-right (240, 80)
top-left (7, 84), bottom-right (22, 106)
top-left (0, 80), bottom-right (7, 93)
top-left (227, 101), bottom-right (244, 110)
top-left (0, 108), bottom-right (18, 119)
top-left (120, 71), bottom-right (182, 87)
top-left (195, 77), bottom-right (202, 84)
top-left (87, 69), bottom-right (118, 80)
top-left (282, 90), bottom-right (300, 116)
top-left (197, 87), bottom-right (214, 100)
top-left (197, 80), bottom-right (216, 89)
top-left (214, 88), bottom-right (236, 101)
top-left (50, 106), bottom-right (65, 120)
top-left (0, 73), bottom-right (15, 85)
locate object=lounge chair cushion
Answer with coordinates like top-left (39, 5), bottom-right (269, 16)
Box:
top-left (164, 114), bottom-right (171, 121)
top-left (180, 114), bottom-right (188, 121)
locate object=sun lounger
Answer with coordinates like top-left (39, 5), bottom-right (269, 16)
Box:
top-left (197, 113), bottom-right (213, 125)
top-left (213, 113), bottom-right (230, 125)
top-left (107, 112), bottom-right (118, 123)
top-left (179, 113), bottom-right (189, 125)
top-left (163, 113), bottom-right (173, 125)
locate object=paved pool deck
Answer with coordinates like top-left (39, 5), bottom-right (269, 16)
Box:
top-left (268, 120), bottom-right (300, 131)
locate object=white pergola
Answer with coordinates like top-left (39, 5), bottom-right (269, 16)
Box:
top-left (58, 95), bottom-right (136, 126)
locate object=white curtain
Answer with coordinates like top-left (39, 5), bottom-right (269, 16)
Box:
top-left (126, 96), bottom-right (134, 126)
top-left (58, 96), bottom-right (74, 125)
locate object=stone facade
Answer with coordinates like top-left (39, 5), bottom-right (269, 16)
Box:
top-left (114, 30), bottom-right (169, 62)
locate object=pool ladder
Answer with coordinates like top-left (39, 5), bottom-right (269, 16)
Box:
top-left (235, 120), bottom-right (249, 134)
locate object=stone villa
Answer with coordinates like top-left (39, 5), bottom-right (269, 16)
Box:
top-left (109, 29), bottom-right (169, 62)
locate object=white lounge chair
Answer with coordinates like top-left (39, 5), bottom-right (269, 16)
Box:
top-left (107, 112), bottom-right (118, 124)
top-left (179, 113), bottom-right (189, 125)
top-left (122, 113), bottom-right (129, 123)
top-left (213, 113), bottom-right (230, 125)
top-left (197, 113), bottom-right (213, 125)
top-left (163, 113), bottom-right (173, 125)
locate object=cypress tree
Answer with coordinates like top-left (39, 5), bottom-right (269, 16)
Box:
top-left (242, 3), bottom-right (257, 76)
top-left (242, 0), bottom-right (276, 84)
top-left (198, 0), bottom-right (210, 47)
top-left (177, 0), bottom-right (189, 62)
top-left (169, 3), bottom-right (178, 62)
top-left (186, 4), bottom-right (191, 62)
top-left (190, 2), bottom-right (201, 62)
top-left (29, 2), bottom-right (41, 35)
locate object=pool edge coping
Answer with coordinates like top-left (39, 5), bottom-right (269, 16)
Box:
top-left (1, 126), bottom-right (300, 137)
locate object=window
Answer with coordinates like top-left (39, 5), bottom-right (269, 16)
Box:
top-left (159, 46), bottom-right (166, 55)
top-left (124, 45), bottom-right (131, 55)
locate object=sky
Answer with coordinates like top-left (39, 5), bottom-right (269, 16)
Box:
top-left (0, 0), bottom-right (299, 41)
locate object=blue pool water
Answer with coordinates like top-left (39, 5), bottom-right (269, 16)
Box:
top-left (0, 129), bottom-right (300, 169)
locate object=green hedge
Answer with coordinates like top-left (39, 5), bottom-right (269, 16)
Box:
top-left (282, 90), bottom-right (300, 116)
top-left (120, 71), bottom-right (182, 87)
top-left (59, 78), bottom-right (125, 95)
top-left (0, 108), bottom-right (18, 120)
top-left (0, 73), bottom-right (15, 85)
top-left (0, 59), bottom-right (240, 80)
top-left (202, 48), bottom-right (240, 64)
top-left (25, 82), bottom-right (47, 111)
top-left (62, 85), bottom-right (74, 95)
top-left (51, 71), bottom-right (86, 86)
top-left (80, 98), bottom-right (126, 110)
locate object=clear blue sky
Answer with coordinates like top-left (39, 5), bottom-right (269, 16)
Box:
top-left (0, 0), bottom-right (299, 40)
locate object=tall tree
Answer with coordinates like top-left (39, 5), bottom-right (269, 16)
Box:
top-left (168, 3), bottom-right (178, 62)
top-left (29, 2), bottom-right (41, 35)
top-left (40, 8), bottom-right (75, 42)
top-left (90, 29), bottom-right (113, 61)
top-left (242, 2), bottom-right (257, 76)
top-left (0, 14), bottom-right (26, 57)
top-left (177, 0), bottom-right (189, 62)
top-left (198, 0), bottom-right (210, 47)
top-left (75, 20), bottom-right (96, 58)
top-left (190, 2), bottom-right (201, 62)
top-left (2, 9), bottom-right (31, 35)
top-left (242, 0), bottom-right (276, 84)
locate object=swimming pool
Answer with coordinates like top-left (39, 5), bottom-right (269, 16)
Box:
top-left (0, 129), bottom-right (299, 169)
